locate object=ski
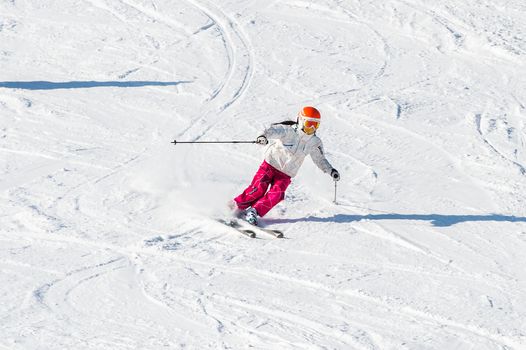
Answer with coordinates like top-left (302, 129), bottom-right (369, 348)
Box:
top-left (254, 225), bottom-right (284, 238)
top-left (231, 218), bottom-right (284, 238)
top-left (216, 218), bottom-right (256, 238)
top-left (216, 218), bottom-right (284, 238)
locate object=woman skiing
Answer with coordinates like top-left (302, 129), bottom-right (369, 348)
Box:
top-left (232, 106), bottom-right (340, 225)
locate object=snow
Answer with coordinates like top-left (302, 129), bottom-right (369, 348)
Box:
top-left (1, 0), bottom-right (526, 349)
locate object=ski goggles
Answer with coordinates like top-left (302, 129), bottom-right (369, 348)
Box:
top-left (303, 120), bottom-right (320, 129)
top-left (302, 119), bottom-right (319, 135)
top-left (301, 116), bottom-right (320, 130)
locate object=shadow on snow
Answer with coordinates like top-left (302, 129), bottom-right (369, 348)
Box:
top-left (0, 80), bottom-right (192, 90)
top-left (266, 213), bottom-right (526, 227)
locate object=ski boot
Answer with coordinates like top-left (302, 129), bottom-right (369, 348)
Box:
top-left (244, 207), bottom-right (259, 226)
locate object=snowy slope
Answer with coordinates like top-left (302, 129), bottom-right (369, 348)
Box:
top-left (1, 0), bottom-right (526, 349)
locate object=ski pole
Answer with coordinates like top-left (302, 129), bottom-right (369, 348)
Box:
top-left (333, 181), bottom-right (338, 204)
top-left (172, 140), bottom-right (256, 145)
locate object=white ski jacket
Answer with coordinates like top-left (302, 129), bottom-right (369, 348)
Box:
top-left (262, 124), bottom-right (333, 178)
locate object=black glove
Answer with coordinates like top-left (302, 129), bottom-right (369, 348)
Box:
top-left (256, 135), bottom-right (268, 145)
top-left (331, 168), bottom-right (340, 181)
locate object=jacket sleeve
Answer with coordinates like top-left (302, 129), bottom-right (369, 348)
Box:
top-left (262, 124), bottom-right (289, 141)
top-left (310, 140), bottom-right (333, 174)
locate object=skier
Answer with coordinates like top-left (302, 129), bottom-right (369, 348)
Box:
top-left (232, 106), bottom-right (340, 225)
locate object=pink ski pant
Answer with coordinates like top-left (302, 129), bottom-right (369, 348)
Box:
top-left (234, 161), bottom-right (291, 217)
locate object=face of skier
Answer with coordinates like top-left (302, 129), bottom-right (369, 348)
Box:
top-left (302, 120), bottom-right (319, 135)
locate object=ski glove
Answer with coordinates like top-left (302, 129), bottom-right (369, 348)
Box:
top-left (331, 168), bottom-right (340, 181)
top-left (256, 135), bottom-right (268, 145)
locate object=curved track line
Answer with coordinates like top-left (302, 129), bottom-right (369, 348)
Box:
top-left (193, 1), bottom-right (254, 112)
top-left (170, 0), bottom-right (256, 196)
top-left (474, 112), bottom-right (526, 175)
top-left (213, 294), bottom-right (373, 350)
top-left (178, 0), bottom-right (254, 141)
top-left (242, 267), bottom-right (524, 350)
top-left (17, 227), bottom-right (526, 349)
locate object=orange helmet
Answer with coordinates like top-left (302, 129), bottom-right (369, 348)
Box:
top-left (298, 106), bottom-right (321, 135)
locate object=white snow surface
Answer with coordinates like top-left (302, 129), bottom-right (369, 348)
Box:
top-left (1, 1), bottom-right (526, 349)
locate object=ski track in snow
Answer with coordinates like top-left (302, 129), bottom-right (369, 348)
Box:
top-left (13, 227), bottom-right (523, 349)
top-left (1, 0), bottom-right (526, 349)
top-left (178, 0), bottom-right (254, 140)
